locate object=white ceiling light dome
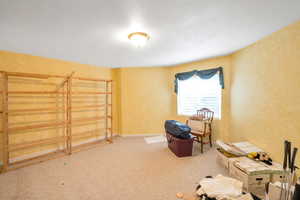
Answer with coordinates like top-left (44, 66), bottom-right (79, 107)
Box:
top-left (128, 32), bottom-right (150, 47)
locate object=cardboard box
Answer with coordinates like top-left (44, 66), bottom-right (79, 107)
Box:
top-left (216, 149), bottom-right (230, 169)
top-left (229, 157), bottom-right (270, 198)
top-left (263, 162), bottom-right (285, 183)
top-left (229, 162), bottom-right (270, 185)
top-left (230, 165), bottom-right (268, 198)
top-left (268, 182), bottom-right (281, 200)
top-left (216, 149), bottom-right (238, 170)
top-left (270, 173), bottom-right (285, 183)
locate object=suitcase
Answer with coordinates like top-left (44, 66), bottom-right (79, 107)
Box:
top-left (166, 132), bottom-right (194, 157)
top-left (164, 120), bottom-right (191, 139)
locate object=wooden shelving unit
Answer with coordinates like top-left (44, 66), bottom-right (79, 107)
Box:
top-left (0, 71), bottom-right (113, 173)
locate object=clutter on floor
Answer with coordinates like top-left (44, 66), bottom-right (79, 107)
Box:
top-left (176, 192), bottom-right (185, 199)
top-left (166, 132), bottom-right (194, 157)
top-left (216, 140), bottom-right (287, 198)
top-left (216, 140), bottom-right (246, 156)
top-left (177, 175), bottom-right (257, 200)
top-left (216, 147), bottom-right (241, 170)
top-left (164, 122), bottom-right (299, 199)
top-left (247, 152), bottom-right (273, 166)
top-left (229, 157), bottom-right (281, 197)
top-left (214, 140), bottom-right (299, 200)
top-left (176, 192), bottom-right (198, 200)
top-left (164, 120), bottom-right (194, 157)
top-left (165, 120), bottom-right (192, 139)
top-left (197, 175), bottom-right (243, 199)
top-left (215, 140), bottom-right (252, 170)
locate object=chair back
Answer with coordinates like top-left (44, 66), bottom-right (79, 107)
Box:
top-left (196, 108), bottom-right (214, 123)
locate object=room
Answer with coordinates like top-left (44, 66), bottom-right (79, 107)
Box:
top-left (0, 1), bottom-right (299, 199)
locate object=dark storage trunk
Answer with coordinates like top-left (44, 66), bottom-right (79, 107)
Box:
top-left (166, 132), bottom-right (194, 157)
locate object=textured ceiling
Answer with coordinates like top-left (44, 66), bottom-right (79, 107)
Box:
top-left (1, 0), bottom-right (300, 68)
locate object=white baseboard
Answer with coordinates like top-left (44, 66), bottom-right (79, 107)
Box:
top-left (120, 133), bottom-right (164, 137)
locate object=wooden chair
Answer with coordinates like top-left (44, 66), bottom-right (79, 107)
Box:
top-left (186, 108), bottom-right (214, 153)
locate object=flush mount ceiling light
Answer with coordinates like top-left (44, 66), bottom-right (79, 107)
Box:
top-left (128, 32), bottom-right (150, 47)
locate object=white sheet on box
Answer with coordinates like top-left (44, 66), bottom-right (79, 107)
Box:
top-left (216, 140), bottom-right (246, 156)
top-left (232, 142), bottom-right (263, 153)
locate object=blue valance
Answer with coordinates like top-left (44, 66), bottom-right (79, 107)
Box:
top-left (174, 67), bottom-right (224, 93)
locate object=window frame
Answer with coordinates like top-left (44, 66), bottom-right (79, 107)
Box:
top-left (176, 74), bottom-right (222, 119)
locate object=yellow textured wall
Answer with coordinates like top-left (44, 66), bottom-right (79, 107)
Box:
top-left (116, 67), bottom-right (172, 134)
top-left (169, 56), bottom-right (232, 141)
top-left (114, 56), bottom-right (232, 141)
top-left (230, 21), bottom-right (300, 166)
top-left (111, 68), bottom-right (122, 134)
top-left (0, 51), bottom-right (113, 161)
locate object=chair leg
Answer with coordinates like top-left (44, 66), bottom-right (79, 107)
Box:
top-left (200, 136), bottom-right (203, 153)
top-left (209, 134), bottom-right (212, 147)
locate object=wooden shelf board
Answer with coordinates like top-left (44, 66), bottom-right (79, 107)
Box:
top-left (8, 107), bottom-right (63, 113)
top-left (72, 128), bottom-right (104, 137)
top-left (7, 121), bottom-right (66, 133)
top-left (72, 116), bottom-right (107, 123)
top-left (7, 150), bottom-right (66, 172)
top-left (71, 92), bottom-right (112, 95)
top-left (72, 140), bottom-right (105, 153)
top-left (71, 104), bottom-right (106, 110)
top-left (8, 91), bottom-right (65, 94)
top-left (9, 136), bottom-right (65, 152)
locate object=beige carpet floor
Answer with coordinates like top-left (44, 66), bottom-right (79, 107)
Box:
top-left (0, 137), bottom-right (228, 200)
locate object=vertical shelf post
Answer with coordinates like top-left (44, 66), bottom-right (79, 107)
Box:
top-left (66, 77), bottom-right (72, 154)
top-left (69, 77), bottom-right (72, 154)
top-left (62, 83), bottom-right (67, 153)
top-left (110, 81), bottom-right (113, 141)
top-left (105, 81), bottom-right (108, 141)
top-left (1, 72), bottom-right (9, 171)
top-left (66, 79), bottom-right (69, 154)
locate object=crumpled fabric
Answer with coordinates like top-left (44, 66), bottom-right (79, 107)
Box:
top-left (196, 175), bottom-right (251, 200)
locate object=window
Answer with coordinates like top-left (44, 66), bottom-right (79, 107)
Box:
top-left (177, 74), bottom-right (221, 118)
